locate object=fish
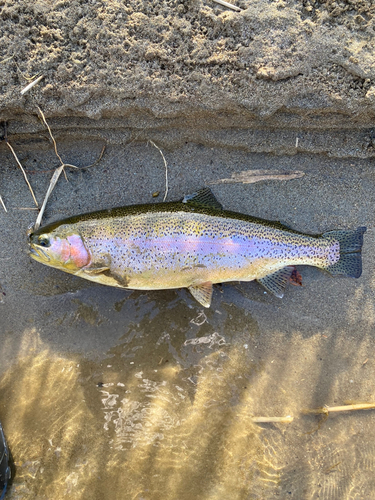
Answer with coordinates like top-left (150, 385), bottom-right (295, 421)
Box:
top-left (28, 188), bottom-right (366, 308)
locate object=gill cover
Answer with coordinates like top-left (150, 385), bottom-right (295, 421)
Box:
top-left (29, 230), bottom-right (90, 270)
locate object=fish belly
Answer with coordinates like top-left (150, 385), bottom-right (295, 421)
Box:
top-left (80, 212), bottom-right (337, 290)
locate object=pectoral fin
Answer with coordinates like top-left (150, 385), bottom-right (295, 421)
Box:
top-left (257, 266), bottom-right (295, 298)
top-left (188, 282), bottom-right (213, 308)
top-left (83, 266), bottom-right (111, 275)
top-left (83, 254), bottom-right (111, 275)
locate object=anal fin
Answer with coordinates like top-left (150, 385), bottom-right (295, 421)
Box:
top-left (188, 282), bottom-right (213, 308)
top-left (257, 266), bottom-right (295, 298)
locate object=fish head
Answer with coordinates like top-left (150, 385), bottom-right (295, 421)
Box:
top-left (28, 225), bottom-right (90, 272)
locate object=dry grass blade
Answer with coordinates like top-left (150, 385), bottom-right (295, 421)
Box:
top-left (324, 461), bottom-right (341, 474)
top-left (149, 140), bottom-right (168, 201)
top-left (34, 146), bottom-right (106, 231)
top-left (210, 169), bottom-right (305, 185)
top-left (14, 60), bottom-right (41, 82)
top-left (34, 106), bottom-right (69, 230)
top-left (0, 56), bottom-right (13, 64)
top-left (212, 0), bottom-right (241, 11)
top-left (34, 165), bottom-right (65, 231)
top-left (303, 403), bottom-right (375, 415)
top-left (252, 416), bottom-right (294, 423)
top-left (6, 141), bottom-right (38, 207)
top-left (20, 74), bottom-right (45, 95)
top-left (34, 106), bottom-right (106, 231)
top-left (35, 106), bottom-right (72, 230)
top-left (37, 106), bottom-right (64, 166)
top-left (16, 207), bottom-right (39, 210)
top-left (63, 145), bottom-right (106, 171)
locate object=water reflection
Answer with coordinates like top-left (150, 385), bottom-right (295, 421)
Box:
top-left (88, 297), bottom-right (265, 499)
top-left (0, 299), bottom-right (268, 499)
top-left (2, 285), bottom-right (375, 499)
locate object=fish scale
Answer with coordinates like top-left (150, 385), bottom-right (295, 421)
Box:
top-left (28, 188), bottom-right (366, 308)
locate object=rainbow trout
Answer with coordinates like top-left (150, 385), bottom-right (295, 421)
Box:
top-left (28, 188), bottom-right (366, 307)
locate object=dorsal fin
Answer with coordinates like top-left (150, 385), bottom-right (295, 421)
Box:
top-left (182, 188), bottom-right (223, 210)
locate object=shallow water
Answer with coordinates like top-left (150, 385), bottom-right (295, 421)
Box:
top-left (1, 140), bottom-right (375, 499)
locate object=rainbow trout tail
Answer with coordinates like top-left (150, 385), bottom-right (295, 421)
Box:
top-left (321, 226), bottom-right (366, 278)
top-left (258, 226), bottom-right (366, 299)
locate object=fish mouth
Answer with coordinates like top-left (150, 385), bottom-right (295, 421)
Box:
top-left (29, 245), bottom-right (51, 262)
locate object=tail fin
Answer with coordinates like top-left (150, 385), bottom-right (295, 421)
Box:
top-left (322, 227), bottom-right (366, 278)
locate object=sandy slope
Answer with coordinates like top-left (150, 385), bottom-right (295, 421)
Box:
top-left (1, 0), bottom-right (375, 135)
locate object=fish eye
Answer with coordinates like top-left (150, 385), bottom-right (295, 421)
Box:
top-left (37, 235), bottom-right (51, 248)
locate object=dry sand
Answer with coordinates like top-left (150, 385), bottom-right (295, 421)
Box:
top-left (1, 0), bottom-right (375, 145)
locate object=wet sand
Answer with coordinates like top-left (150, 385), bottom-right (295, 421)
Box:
top-left (1, 0), bottom-right (375, 498)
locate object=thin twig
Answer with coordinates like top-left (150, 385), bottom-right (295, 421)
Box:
top-left (252, 416), bottom-right (294, 423)
top-left (63, 145), bottom-right (106, 170)
top-left (252, 402), bottom-right (375, 426)
top-left (6, 141), bottom-right (38, 207)
top-left (0, 195), bottom-right (7, 212)
top-left (20, 75), bottom-right (45, 95)
top-left (149, 140), bottom-right (168, 201)
top-left (303, 403), bottom-right (375, 415)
